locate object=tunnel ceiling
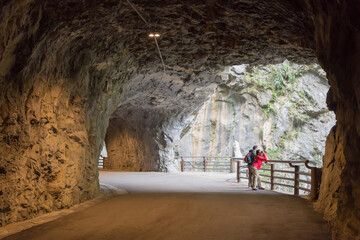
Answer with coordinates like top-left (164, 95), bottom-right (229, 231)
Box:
top-left (1, 0), bottom-right (318, 120)
top-left (40, 0), bottom-right (316, 70)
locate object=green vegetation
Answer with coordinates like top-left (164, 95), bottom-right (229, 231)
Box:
top-left (244, 62), bottom-right (303, 119)
top-left (278, 130), bottom-right (300, 148)
top-left (265, 147), bottom-right (285, 159)
top-left (289, 103), bottom-right (311, 127)
top-left (262, 103), bottom-right (276, 119)
top-left (232, 103), bottom-right (236, 117)
top-left (272, 63), bottom-right (300, 85)
top-left (180, 123), bottom-right (192, 139)
top-left (312, 145), bottom-right (324, 166)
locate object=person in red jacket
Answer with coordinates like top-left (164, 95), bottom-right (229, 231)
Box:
top-left (250, 150), bottom-right (268, 190)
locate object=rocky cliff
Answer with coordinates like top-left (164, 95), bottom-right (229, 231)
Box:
top-left (178, 62), bottom-right (336, 163)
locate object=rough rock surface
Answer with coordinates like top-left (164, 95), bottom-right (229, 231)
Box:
top-left (178, 62), bottom-right (336, 163)
top-left (104, 73), bottom-right (219, 171)
top-left (0, 0), bottom-right (359, 239)
top-left (310, 1), bottom-right (360, 239)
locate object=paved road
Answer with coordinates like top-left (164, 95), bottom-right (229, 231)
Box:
top-left (2, 172), bottom-right (330, 240)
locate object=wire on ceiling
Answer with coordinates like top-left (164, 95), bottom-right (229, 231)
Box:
top-left (125, 0), bottom-right (166, 71)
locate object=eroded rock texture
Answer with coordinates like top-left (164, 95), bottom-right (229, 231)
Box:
top-left (179, 62), bottom-right (335, 164)
top-left (0, 0), bottom-right (359, 238)
top-left (0, 0), bottom-right (138, 225)
top-left (310, 1), bottom-right (360, 239)
top-left (105, 72), bottom-right (219, 171)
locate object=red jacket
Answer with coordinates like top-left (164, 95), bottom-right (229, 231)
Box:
top-left (253, 153), bottom-right (268, 170)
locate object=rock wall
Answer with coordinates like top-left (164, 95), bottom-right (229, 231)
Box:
top-left (105, 120), bottom-right (157, 171)
top-left (0, 0), bottom-right (137, 226)
top-left (104, 72), bottom-right (219, 172)
top-left (310, 0), bottom-right (360, 239)
top-left (179, 62), bottom-right (335, 164)
top-left (0, 0), bottom-right (359, 238)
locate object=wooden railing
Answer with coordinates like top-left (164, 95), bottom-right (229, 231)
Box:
top-left (180, 156), bottom-right (233, 173)
top-left (98, 156), bottom-right (104, 169)
top-left (233, 158), bottom-right (322, 200)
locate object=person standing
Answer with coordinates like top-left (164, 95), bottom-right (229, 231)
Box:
top-left (250, 149), bottom-right (268, 190)
top-left (247, 145), bottom-right (258, 187)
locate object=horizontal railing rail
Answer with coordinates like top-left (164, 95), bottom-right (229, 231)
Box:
top-left (98, 156), bottom-right (108, 169)
top-left (98, 157), bottom-right (104, 168)
top-left (180, 156), bottom-right (233, 173)
top-left (233, 157), bottom-right (321, 200)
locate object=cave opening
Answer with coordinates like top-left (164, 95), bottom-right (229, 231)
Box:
top-left (101, 61), bottom-right (335, 171)
top-left (100, 60), bottom-right (335, 197)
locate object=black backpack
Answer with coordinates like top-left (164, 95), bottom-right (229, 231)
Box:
top-left (246, 150), bottom-right (256, 164)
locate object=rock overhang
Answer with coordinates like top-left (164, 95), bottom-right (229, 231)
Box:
top-left (4, 0), bottom-right (354, 230)
top-left (18, 0), bottom-right (317, 72)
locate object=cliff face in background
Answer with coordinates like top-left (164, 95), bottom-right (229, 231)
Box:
top-left (179, 62), bottom-right (336, 163)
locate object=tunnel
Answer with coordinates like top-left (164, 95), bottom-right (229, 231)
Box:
top-left (0, 0), bottom-right (359, 239)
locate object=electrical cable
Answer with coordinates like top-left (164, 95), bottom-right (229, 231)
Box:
top-left (125, 0), bottom-right (166, 71)
top-left (126, 0), bottom-right (148, 25)
top-left (154, 37), bottom-right (166, 72)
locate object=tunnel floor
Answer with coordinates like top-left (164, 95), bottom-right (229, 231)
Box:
top-left (2, 172), bottom-right (330, 240)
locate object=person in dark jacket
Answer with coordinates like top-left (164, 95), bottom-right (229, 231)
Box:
top-left (247, 145), bottom-right (258, 187)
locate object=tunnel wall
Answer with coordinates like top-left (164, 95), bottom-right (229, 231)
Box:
top-left (104, 118), bottom-right (159, 171)
top-left (0, 0), bottom-right (135, 226)
top-left (311, 0), bottom-right (360, 239)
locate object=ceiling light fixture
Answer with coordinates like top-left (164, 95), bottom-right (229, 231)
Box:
top-left (149, 33), bottom-right (160, 38)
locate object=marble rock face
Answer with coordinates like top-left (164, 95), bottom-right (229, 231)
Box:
top-left (0, 0), bottom-right (360, 239)
top-left (178, 63), bottom-right (335, 164)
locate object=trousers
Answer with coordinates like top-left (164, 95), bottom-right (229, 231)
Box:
top-left (250, 166), bottom-right (262, 189)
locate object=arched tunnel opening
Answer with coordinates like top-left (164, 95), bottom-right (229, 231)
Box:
top-left (0, 0), bottom-right (359, 239)
top-left (101, 61), bottom-right (335, 175)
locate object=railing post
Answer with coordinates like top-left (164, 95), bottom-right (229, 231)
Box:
top-left (294, 165), bottom-right (300, 196)
top-left (237, 160), bottom-right (240, 183)
top-left (181, 156), bottom-right (184, 172)
top-left (310, 167), bottom-right (316, 200)
top-left (305, 160), bottom-right (321, 200)
top-left (246, 168), bottom-right (250, 187)
top-left (270, 164), bottom-right (275, 190)
top-left (102, 157), bottom-right (107, 169)
top-left (203, 156), bottom-right (207, 172)
top-left (310, 167), bottom-right (321, 200)
top-left (230, 157), bottom-right (233, 173)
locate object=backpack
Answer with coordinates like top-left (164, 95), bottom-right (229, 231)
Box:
top-left (250, 150), bottom-right (256, 163)
top-left (244, 152), bottom-right (251, 163)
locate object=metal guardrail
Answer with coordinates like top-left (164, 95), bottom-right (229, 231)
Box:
top-left (233, 158), bottom-right (321, 200)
